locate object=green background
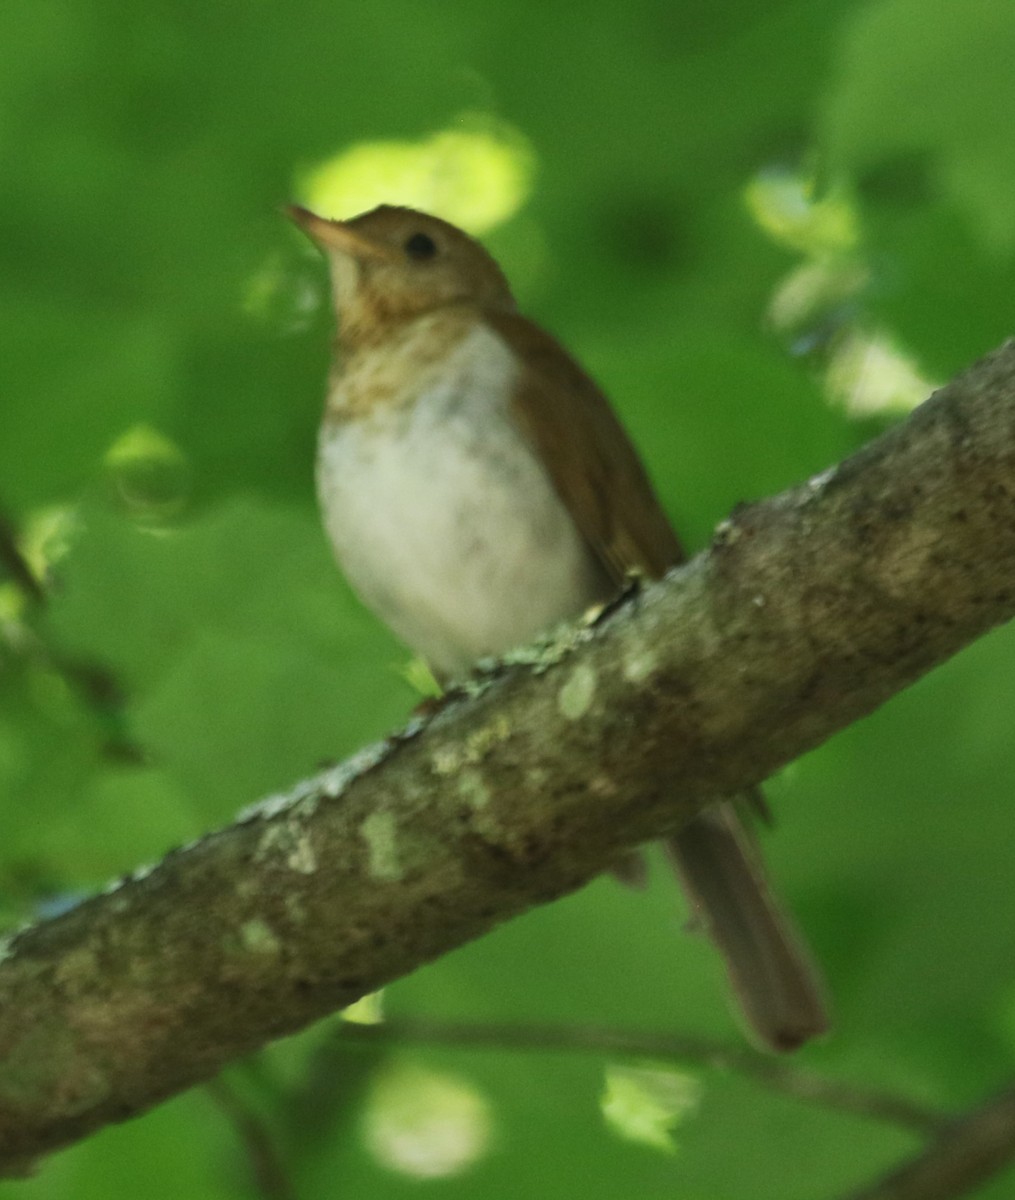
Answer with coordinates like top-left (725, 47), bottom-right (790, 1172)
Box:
top-left (2, 0), bottom-right (1015, 1196)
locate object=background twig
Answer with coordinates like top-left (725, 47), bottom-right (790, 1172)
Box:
top-left (337, 1018), bottom-right (947, 1136)
top-left (206, 1079), bottom-right (298, 1200)
top-left (841, 1084), bottom-right (1015, 1200)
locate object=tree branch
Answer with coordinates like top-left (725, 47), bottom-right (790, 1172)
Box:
top-left (841, 1083), bottom-right (1015, 1200)
top-left (2, 339), bottom-right (1015, 1170)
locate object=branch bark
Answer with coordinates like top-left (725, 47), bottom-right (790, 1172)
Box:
top-left (2, 340), bottom-right (1015, 1170)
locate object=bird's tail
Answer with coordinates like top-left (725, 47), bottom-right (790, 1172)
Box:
top-left (665, 801), bottom-right (829, 1052)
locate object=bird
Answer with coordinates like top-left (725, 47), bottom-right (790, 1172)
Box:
top-left (287, 202), bottom-right (829, 1052)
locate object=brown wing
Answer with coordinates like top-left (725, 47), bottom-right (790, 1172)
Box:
top-left (488, 315), bottom-right (829, 1051)
top-left (486, 311), bottom-right (684, 588)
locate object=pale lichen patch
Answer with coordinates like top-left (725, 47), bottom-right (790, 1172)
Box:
top-left (240, 740), bottom-right (390, 823)
top-left (712, 518), bottom-right (741, 547)
top-left (805, 465), bottom-right (838, 495)
top-left (498, 617), bottom-right (593, 675)
top-left (361, 810), bottom-right (403, 881)
top-left (431, 715), bottom-right (511, 776)
top-left (254, 822), bottom-right (318, 875)
top-left (622, 645), bottom-right (657, 684)
top-left (558, 663), bottom-right (596, 721)
top-left (286, 830), bottom-right (318, 874)
top-left (319, 740), bottom-right (391, 798)
top-left (457, 769), bottom-right (491, 809)
top-left (241, 774), bottom-right (321, 822)
top-left (240, 918), bottom-right (281, 956)
top-left (880, 521), bottom-right (940, 596)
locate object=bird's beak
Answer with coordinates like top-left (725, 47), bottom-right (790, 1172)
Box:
top-left (285, 205), bottom-right (397, 263)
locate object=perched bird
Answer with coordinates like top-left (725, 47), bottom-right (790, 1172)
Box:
top-left (288, 203), bottom-right (828, 1051)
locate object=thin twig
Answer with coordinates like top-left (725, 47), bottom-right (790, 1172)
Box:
top-left (841, 1083), bottom-right (1015, 1200)
top-left (206, 1078), bottom-right (297, 1200)
top-left (0, 507), bottom-right (143, 762)
top-left (337, 1019), bottom-right (947, 1137)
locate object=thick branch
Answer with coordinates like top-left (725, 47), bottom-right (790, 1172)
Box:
top-left (2, 340), bottom-right (1015, 1169)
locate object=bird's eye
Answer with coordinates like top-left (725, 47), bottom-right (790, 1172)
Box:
top-left (404, 232), bottom-right (437, 261)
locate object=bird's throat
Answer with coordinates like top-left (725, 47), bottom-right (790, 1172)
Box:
top-left (316, 317), bottom-right (606, 677)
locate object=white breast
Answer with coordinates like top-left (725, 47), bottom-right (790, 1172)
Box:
top-left (316, 317), bottom-right (604, 678)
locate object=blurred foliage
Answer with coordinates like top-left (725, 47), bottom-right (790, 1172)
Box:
top-left (2, 0), bottom-right (1015, 1196)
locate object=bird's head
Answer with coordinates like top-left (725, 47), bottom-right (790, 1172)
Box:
top-left (287, 204), bottom-right (516, 348)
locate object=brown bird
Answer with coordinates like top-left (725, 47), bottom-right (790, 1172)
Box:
top-left (288, 203), bottom-right (829, 1052)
